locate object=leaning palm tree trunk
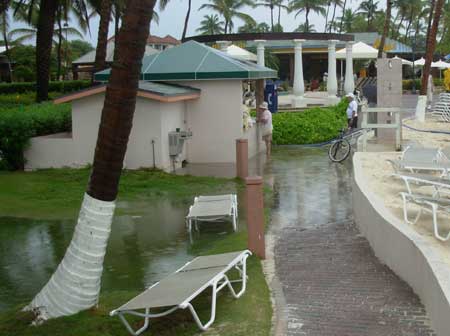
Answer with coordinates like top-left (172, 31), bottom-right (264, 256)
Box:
top-left (36, 0), bottom-right (58, 102)
top-left (25, 0), bottom-right (156, 321)
top-left (377, 0), bottom-right (392, 58)
top-left (94, 0), bottom-right (113, 75)
top-left (425, 0), bottom-right (436, 51)
top-left (181, 0), bottom-right (192, 40)
top-left (420, 0), bottom-right (445, 95)
top-left (339, 0), bottom-right (347, 33)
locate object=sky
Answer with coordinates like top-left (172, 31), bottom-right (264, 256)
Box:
top-left (9, 0), bottom-right (388, 47)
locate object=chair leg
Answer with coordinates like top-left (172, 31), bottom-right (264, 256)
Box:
top-left (225, 257), bottom-right (248, 299)
top-left (118, 308), bottom-right (150, 336)
top-left (429, 202), bottom-right (450, 242)
top-left (186, 282), bottom-right (218, 331)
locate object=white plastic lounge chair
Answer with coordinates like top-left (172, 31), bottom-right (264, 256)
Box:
top-left (387, 147), bottom-right (450, 176)
top-left (110, 250), bottom-right (251, 335)
top-left (396, 174), bottom-right (450, 241)
top-left (186, 194), bottom-right (238, 233)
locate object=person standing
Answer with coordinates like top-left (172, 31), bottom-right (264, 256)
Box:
top-left (259, 101), bottom-right (273, 156)
top-left (346, 93), bottom-right (358, 129)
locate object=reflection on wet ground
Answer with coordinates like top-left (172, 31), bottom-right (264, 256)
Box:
top-left (0, 196), bottom-right (245, 312)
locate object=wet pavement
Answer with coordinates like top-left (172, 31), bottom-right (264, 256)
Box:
top-left (265, 147), bottom-right (436, 336)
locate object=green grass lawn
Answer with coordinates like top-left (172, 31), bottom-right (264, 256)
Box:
top-left (0, 169), bottom-right (272, 336)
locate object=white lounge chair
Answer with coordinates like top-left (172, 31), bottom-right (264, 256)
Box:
top-left (396, 174), bottom-right (450, 241)
top-left (186, 194), bottom-right (238, 233)
top-left (110, 250), bottom-right (251, 335)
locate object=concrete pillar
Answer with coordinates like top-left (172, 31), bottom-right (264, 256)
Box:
top-left (255, 40), bottom-right (266, 67)
top-left (292, 39), bottom-right (307, 108)
top-left (416, 95), bottom-right (427, 122)
top-left (344, 41), bottom-right (355, 95)
top-left (245, 176), bottom-right (265, 259)
top-left (236, 139), bottom-right (248, 179)
top-left (327, 40), bottom-right (339, 104)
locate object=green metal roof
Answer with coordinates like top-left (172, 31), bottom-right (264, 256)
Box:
top-left (138, 81), bottom-right (200, 96)
top-left (94, 40), bottom-right (277, 81)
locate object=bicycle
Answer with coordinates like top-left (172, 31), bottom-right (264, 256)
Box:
top-left (328, 128), bottom-right (368, 163)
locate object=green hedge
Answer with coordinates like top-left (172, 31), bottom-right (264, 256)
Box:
top-left (0, 80), bottom-right (92, 94)
top-left (272, 100), bottom-right (347, 145)
top-left (0, 103), bottom-right (71, 170)
top-left (0, 92), bottom-right (64, 109)
top-left (402, 78), bottom-right (444, 91)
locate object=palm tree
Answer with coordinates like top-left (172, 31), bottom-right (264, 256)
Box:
top-left (425, 0), bottom-right (435, 49)
top-left (393, 0), bottom-right (408, 38)
top-left (288, 0), bottom-right (327, 31)
top-left (255, 0), bottom-right (275, 31)
top-left (14, 0), bottom-right (90, 102)
top-left (338, 0), bottom-right (347, 33)
top-left (159, 0), bottom-right (192, 40)
top-left (421, 0), bottom-right (444, 95)
top-left (378, 0), bottom-right (392, 57)
top-left (199, 0), bottom-right (255, 34)
top-left (238, 21), bottom-right (270, 32)
top-left (275, 0), bottom-right (287, 27)
top-left (328, 0), bottom-right (343, 32)
top-left (93, 0), bottom-right (112, 74)
top-left (358, 0), bottom-right (379, 31)
top-left (324, 1), bottom-right (331, 32)
top-left (196, 14), bottom-right (224, 35)
top-left (294, 22), bottom-right (316, 32)
top-left (25, 0), bottom-right (157, 321)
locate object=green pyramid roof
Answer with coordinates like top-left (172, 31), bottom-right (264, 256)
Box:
top-left (94, 40), bottom-right (277, 81)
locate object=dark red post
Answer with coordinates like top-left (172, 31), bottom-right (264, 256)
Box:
top-left (236, 139), bottom-right (248, 179)
top-left (245, 176), bottom-right (265, 259)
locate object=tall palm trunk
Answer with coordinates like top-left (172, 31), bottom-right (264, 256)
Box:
top-left (305, 7), bottom-right (310, 30)
top-left (420, 0), bottom-right (445, 95)
top-left (36, 0), bottom-right (58, 102)
top-left (425, 0), bottom-right (436, 51)
top-left (181, 0), bottom-right (191, 40)
top-left (278, 2), bottom-right (282, 26)
top-left (56, 9), bottom-right (63, 81)
top-left (339, 0), bottom-right (347, 33)
top-left (329, 1), bottom-right (338, 33)
top-left (94, 0), bottom-right (113, 75)
top-left (325, 1), bottom-right (331, 32)
top-left (270, 2), bottom-right (274, 32)
top-left (25, 0), bottom-right (156, 321)
top-left (1, 10), bottom-right (11, 82)
top-left (396, 15), bottom-right (405, 39)
top-left (378, 0), bottom-right (392, 58)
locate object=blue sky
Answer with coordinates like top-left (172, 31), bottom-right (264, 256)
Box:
top-left (9, 0), bottom-right (384, 46)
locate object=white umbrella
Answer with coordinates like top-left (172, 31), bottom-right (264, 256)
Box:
top-left (226, 45), bottom-right (257, 62)
top-left (336, 41), bottom-right (378, 59)
top-left (413, 57), bottom-right (426, 66)
top-left (431, 60), bottom-right (450, 69)
top-left (393, 55), bottom-right (413, 66)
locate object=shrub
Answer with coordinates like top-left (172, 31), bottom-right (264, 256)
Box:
top-left (272, 100), bottom-right (347, 145)
top-left (0, 80), bottom-right (92, 94)
top-left (0, 103), bottom-right (71, 170)
top-left (0, 92), bottom-right (63, 109)
top-left (402, 79), bottom-right (422, 91)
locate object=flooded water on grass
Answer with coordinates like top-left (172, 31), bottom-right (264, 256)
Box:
top-left (0, 146), bottom-right (352, 313)
top-left (0, 198), bottom-right (239, 312)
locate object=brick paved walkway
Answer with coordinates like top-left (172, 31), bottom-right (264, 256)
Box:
top-left (265, 147), bottom-right (436, 336)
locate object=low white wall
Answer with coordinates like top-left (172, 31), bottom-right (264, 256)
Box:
top-left (353, 153), bottom-right (450, 336)
top-left (25, 94), bottom-right (186, 171)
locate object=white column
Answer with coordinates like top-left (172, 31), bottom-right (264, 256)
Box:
top-left (292, 39), bottom-right (307, 108)
top-left (255, 40), bottom-right (266, 67)
top-left (344, 41), bottom-right (355, 94)
top-left (216, 40), bottom-right (230, 52)
top-left (327, 40), bottom-right (339, 103)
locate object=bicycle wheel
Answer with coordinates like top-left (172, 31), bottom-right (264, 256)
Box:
top-left (328, 139), bottom-right (351, 162)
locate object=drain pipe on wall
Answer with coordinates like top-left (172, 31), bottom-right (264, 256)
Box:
top-left (151, 139), bottom-right (156, 169)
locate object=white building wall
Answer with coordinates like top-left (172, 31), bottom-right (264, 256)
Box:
top-left (25, 94), bottom-right (185, 171)
top-left (181, 80), bottom-right (244, 164)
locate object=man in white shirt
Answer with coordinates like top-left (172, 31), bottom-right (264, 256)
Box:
top-left (346, 93), bottom-right (358, 129)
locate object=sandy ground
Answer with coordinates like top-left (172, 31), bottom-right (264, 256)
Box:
top-left (359, 118), bottom-right (450, 264)
top-left (403, 119), bottom-right (450, 148)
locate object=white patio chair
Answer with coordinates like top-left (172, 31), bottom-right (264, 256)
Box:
top-left (396, 174), bottom-right (450, 242)
top-left (186, 194), bottom-right (238, 233)
top-left (110, 250), bottom-right (251, 335)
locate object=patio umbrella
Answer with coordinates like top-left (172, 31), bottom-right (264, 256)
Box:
top-left (393, 55), bottom-right (413, 66)
top-left (431, 60), bottom-right (450, 79)
top-left (226, 45), bottom-right (257, 62)
top-left (413, 57), bottom-right (426, 66)
top-left (336, 41), bottom-right (378, 59)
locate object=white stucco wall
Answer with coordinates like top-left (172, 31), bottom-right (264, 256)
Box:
top-left (25, 94), bottom-right (185, 171)
top-left (181, 80), bottom-right (244, 164)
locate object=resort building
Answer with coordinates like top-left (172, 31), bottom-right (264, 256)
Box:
top-left (25, 41), bottom-right (276, 171)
